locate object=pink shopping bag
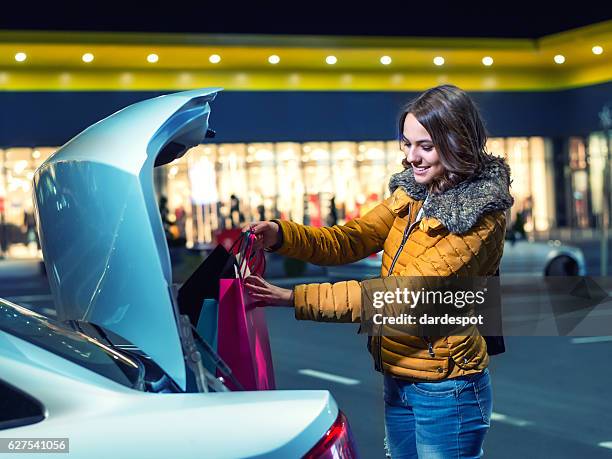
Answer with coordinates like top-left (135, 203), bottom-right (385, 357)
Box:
top-left (216, 231), bottom-right (275, 391)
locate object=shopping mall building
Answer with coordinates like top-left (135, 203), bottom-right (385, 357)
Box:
top-left (0, 22), bottom-right (611, 255)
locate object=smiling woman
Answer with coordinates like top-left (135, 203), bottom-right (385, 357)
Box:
top-left (245, 84), bottom-right (514, 458)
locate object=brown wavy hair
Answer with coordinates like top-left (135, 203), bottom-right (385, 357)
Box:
top-left (398, 84), bottom-right (490, 194)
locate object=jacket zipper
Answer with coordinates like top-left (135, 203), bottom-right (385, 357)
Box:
top-left (387, 212), bottom-right (420, 275)
top-left (387, 224), bottom-right (409, 276)
top-left (376, 204), bottom-right (426, 371)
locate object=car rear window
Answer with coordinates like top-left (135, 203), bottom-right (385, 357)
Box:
top-left (0, 300), bottom-right (141, 389)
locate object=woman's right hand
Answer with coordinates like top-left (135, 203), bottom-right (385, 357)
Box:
top-left (244, 221), bottom-right (280, 251)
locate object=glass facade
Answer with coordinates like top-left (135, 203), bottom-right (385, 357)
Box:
top-left (151, 140), bottom-right (411, 248)
top-left (0, 148), bottom-right (55, 258)
top-left (157, 136), bottom-right (557, 248)
top-left (1, 133), bottom-right (610, 257)
top-left (586, 132), bottom-right (612, 229)
top-left (488, 137), bottom-right (556, 233)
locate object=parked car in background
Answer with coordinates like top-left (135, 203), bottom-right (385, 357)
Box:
top-left (0, 89), bottom-right (358, 458)
top-left (501, 230), bottom-right (585, 276)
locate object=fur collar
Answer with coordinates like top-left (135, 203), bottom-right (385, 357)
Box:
top-left (388, 153), bottom-right (514, 234)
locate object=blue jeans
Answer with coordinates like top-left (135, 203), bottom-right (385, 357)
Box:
top-left (384, 368), bottom-right (492, 459)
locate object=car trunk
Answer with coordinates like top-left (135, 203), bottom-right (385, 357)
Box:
top-left (33, 88), bottom-right (222, 391)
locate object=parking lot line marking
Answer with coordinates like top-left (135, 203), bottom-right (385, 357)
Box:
top-left (490, 412), bottom-right (533, 427)
top-left (298, 369), bottom-right (360, 385)
top-left (599, 442), bottom-right (612, 449)
top-left (570, 336), bottom-right (612, 344)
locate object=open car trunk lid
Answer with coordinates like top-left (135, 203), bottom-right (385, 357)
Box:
top-left (33, 88), bottom-right (222, 391)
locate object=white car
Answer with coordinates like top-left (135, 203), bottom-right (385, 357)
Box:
top-left (0, 89), bottom-right (359, 458)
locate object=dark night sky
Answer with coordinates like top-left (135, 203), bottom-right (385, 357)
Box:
top-left (0, 1), bottom-right (611, 38)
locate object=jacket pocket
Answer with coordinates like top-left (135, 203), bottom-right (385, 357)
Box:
top-left (411, 378), bottom-right (457, 397)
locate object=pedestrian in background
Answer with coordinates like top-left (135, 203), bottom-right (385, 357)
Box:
top-left (230, 194), bottom-right (245, 228)
top-left (245, 84), bottom-right (514, 458)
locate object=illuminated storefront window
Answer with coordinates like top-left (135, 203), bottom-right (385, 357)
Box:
top-left (505, 138), bottom-right (531, 226)
top-left (187, 145), bottom-right (219, 246)
top-left (2, 135), bottom-right (594, 256)
top-left (588, 132), bottom-right (611, 228)
top-left (331, 142), bottom-right (358, 224)
top-left (385, 140), bottom-right (405, 197)
top-left (487, 138), bottom-right (506, 160)
top-left (246, 143), bottom-right (277, 223)
top-left (275, 143), bottom-right (304, 223)
top-left (569, 137), bottom-right (590, 229)
top-left (217, 143), bottom-right (249, 228)
top-left (301, 142), bottom-right (332, 226)
top-left (0, 147), bottom-right (55, 258)
top-left (488, 137), bottom-right (554, 233)
top-left (163, 155), bottom-right (190, 246)
top-left (528, 137), bottom-right (555, 232)
top-left (356, 142), bottom-right (387, 217)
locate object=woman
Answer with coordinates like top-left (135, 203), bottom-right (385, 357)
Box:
top-left (244, 84), bottom-right (513, 458)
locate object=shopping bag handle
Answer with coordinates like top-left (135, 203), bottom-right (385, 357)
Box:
top-left (244, 231), bottom-right (266, 276)
top-left (246, 231), bottom-right (266, 275)
top-left (231, 230), bottom-right (266, 278)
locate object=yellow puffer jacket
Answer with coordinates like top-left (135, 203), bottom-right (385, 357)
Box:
top-left (272, 154), bottom-right (514, 381)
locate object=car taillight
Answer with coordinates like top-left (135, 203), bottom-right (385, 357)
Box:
top-left (302, 411), bottom-right (359, 459)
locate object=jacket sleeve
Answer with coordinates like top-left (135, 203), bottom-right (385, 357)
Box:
top-left (292, 211), bottom-right (507, 323)
top-left (271, 196), bottom-right (395, 266)
top-left (293, 280), bottom-right (362, 323)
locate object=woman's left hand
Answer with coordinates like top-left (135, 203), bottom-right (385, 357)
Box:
top-left (244, 275), bottom-right (294, 307)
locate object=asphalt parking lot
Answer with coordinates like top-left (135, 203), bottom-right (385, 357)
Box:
top-left (2, 264), bottom-right (612, 458)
